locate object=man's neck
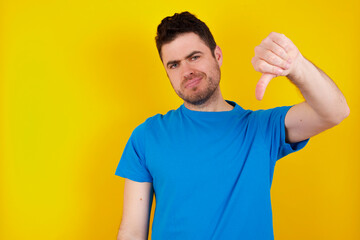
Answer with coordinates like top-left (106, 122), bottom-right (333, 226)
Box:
top-left (183, 89), bottom-right (234, 112)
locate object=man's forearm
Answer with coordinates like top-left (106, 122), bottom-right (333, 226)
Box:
top-left (117, 231), bottom-right (148, 240)
top-left (288, 56), bottom-right (350, 125)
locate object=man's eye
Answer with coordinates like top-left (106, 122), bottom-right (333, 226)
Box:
top-left (170, 63), bottom-right (178, 69)
top-left (191, 56), bottom-right (200, 61)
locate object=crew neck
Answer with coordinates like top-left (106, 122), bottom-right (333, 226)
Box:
top-left (180, 100), bottom-right (243, 119)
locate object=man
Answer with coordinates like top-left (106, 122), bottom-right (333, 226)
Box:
top-left (115, 12), bottom-right (349, 240)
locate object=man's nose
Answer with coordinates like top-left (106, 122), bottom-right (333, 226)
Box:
top-left (181, 62), bottom-right (194, 79)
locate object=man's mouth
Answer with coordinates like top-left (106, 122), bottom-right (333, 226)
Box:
top-left (185, 76), bottom-right (202, 89)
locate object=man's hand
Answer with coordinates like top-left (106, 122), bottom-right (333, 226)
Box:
top-left (251, 32), bottom-right (304, 100)
top-left (251, 32), bottom-right (349, 143)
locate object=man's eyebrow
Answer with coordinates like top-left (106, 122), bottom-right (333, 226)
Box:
top-left (185, 50), bottom-right (203, 59)
top-left (166, 60), bottom-right (180, 68)
top-left (166, 51), bottom-right (203, 68)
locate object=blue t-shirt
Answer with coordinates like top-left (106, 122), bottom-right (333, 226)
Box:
top-left (115, 100), bottom-right (309, 240)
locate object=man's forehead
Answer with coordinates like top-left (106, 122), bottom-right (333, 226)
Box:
top-left (161, 33), bottom-right (209, 62)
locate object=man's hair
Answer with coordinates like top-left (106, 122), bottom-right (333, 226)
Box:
top-left (155, 11), bottom-right (217, 60)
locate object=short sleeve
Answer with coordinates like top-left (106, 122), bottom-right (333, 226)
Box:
top-left (258, 105), bottom-right (309, 163)
top-left (115, 123), bottom-right (153, 183)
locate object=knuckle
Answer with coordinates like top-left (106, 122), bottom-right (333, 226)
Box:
top-left (272, 66), bottom-right (278, 74)
top-left (265, 51), bottom-right (274, 61)
top-left (252, 58), bottom-right (260, 71)
top-left (257, 80), bottom-right (265, 88)
top-left (270, 32), bottom-right (280, 38)
top-left (274, 49), bottom-right (283, 58)
top-left (251, 57), bottom-right (255, 65)
top-left (282, 43), bottom-right (289, 50)
top-left (262, 37), bottom-right (271, 45)
top-left (279, 48), bottom-right (287, 57)
top-left (268, 55), bottom-right (276, 63)
top-left (259, 61), bottom-right (267, 72)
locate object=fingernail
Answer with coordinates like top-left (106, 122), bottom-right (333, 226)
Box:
top-left (277, 69), bottom-right (283, 75)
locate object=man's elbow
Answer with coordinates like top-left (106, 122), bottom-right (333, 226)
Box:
top-left (343, 104), bottom-right (350, 119)
top-left (337, 103), bottom-right (350, 124)
top-left (327, 104), bottom-right (350, 126)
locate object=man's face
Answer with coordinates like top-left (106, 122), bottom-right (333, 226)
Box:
top-left (161, 32), bottom-right (223, 106)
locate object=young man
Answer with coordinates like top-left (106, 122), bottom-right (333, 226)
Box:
top-left (115, 12), bottom-right (349, 240)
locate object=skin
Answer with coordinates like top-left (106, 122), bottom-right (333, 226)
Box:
top-left (251, 32), bottom-right (350, 142)
top-left (161, 33), bottom-right (233, 112)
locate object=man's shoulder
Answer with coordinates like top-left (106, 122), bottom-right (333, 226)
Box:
top-left (250, 105), bottom-right (293, 118)
top-left (231, 103), bottom-right (294, 125)
top-left (134, 106), bottom-right (181, 132)
top-left (146, 107), bottom-right (180, 123)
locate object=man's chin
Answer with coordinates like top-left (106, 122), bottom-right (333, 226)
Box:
top-left (182, 93), bottom-right (212, 106)
top-left (177, 83), bottom-right (219, 106)
top-left (188, 98), bottom-right (210, 106)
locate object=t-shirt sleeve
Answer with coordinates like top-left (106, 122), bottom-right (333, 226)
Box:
top-left (115, 123), bottom-right (153, 183)
top-left (258, 105), bottom-right (309, 163)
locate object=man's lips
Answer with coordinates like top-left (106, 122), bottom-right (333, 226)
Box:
top-left (184, 77), bottom-right (202, 88)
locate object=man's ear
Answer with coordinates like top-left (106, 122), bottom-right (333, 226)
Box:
top-left (214, 45), bottom-right (223, 67)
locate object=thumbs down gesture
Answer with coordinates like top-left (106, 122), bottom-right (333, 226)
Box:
top-left (251, 32), bottom-right (304, 100)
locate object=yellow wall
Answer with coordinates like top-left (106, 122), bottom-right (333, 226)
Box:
top-left (1, 0), bottom-right (359, 239)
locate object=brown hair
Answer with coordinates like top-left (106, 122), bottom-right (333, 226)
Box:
top-left (155, 11), bottom-right (217, 60)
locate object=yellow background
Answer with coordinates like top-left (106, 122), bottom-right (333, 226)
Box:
top-left (1, 0), bottom-right (359, 239)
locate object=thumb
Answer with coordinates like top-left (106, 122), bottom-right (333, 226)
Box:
top-left (255, 73), bottom-right (275, 101)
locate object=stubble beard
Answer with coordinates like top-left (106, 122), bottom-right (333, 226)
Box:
top-left (176, 65), bottom-right (221, 106)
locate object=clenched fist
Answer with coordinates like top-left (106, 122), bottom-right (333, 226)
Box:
top-left (251, 32), bottom-right (304, 100)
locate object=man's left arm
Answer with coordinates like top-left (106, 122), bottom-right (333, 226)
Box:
top-left (251, 32), bottom-right (350, 143)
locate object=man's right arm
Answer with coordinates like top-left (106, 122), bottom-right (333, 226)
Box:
top-left (117, 179), bottom-right (154, 240)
